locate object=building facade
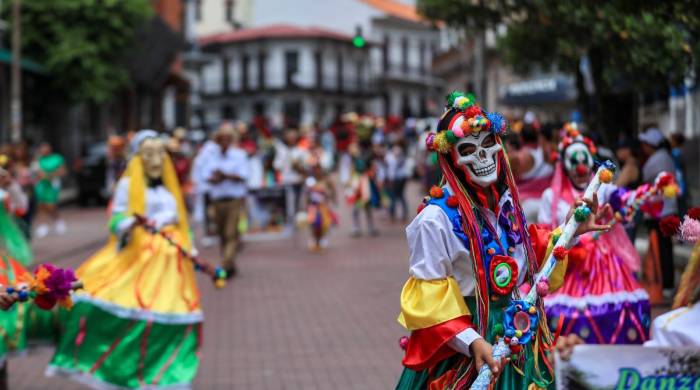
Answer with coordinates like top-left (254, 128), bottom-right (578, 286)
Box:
top-left (186, 0), bottom-right (444, 128)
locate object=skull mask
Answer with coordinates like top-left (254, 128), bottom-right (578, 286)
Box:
top-left (453, 130), bottom-right (502, 187)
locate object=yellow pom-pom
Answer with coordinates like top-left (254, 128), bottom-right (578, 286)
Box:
top-left (454, 96), bottom-right (467, 108)
top-left (599, 169), bottom-right (613, 184)
top-left (215, 279), bottom-right (226, 289)
top-left (663, 184), bottom-right (679, 199)
top-left (432, 132), bottom-right (452, 153)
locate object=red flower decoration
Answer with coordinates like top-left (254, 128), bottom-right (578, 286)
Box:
top-left (553, 246), bottom-right (568, 261)
top-left (489, 255), bottom-right (518, 296)
top-left (660, 215), bottom-right (681, 237)
top-left (429, 186), bottom-right (444, 199)
top-left (688, 207), bottom-right (700, 221)
top-left (446, 196), bottom-right (459, 208)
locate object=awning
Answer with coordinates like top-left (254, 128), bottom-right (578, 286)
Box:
top-left (499, 76), bottom-right (577, 106)
top-left (0, 48), bottom-right (46, 74)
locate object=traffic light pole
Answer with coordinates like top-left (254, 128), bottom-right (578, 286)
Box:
top-left (10, 0), bottom-right (21, 142)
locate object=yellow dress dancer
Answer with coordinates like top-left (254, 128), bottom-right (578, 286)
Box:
top-left (47, 130), bottom-right (202, 389)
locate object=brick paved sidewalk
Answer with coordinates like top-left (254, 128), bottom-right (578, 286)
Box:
top-left (8, 189), bottom-right (416, 389)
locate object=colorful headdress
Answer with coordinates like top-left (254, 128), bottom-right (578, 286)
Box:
top-left (555, 122), bottom-right (597, 159)
top-left (426, 91), bottom-right (509, 154)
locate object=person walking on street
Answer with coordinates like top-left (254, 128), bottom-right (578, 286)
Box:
top-left (639, 126), bottom-right (678, 297)
top-left (206, 124), bottom-right (250, 277)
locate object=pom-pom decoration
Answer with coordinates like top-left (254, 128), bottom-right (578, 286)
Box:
top-left (464, 105), bottom-right (483, 120)
top-left (536, 278), bottom-right (550, 297)
top-left (552, 246), bottom-right (568, 261)
top-left (663, 184), bottom-right (680, 199)
top-left (659, 215), bottom-right (681, 237)
top-left (679, 216), bottom-right (700, 243)
top-left (468, 115), bottom-right (490, 133)
top-left (486, 112), bottom-right (508, 136)
top-left (429, 186), bottom-right (444, 199)
top-left (446, 196), bottom-right (459, 208)
top-left (574, 206), bottom-right (591, 223)
top-left (688, 207), bottom-right (700, 221)
top-left (398, 336), bottom-right (409, 350)
top-left (425, 133), bottom-right (436, 151)
top-left (431, 132), bottom-right (452, 154)
top-left (599, 168), bottom-right (614, 184)
top-left (4, 263), bottom-right (83, 310)
top-left (444, 130), bottom-right (459, 145)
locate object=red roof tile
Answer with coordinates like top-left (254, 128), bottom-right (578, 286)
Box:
top-left (199, 24), bottom-right (355, 46)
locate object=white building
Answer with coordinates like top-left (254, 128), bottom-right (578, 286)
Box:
top-left (194, 24), bottom-right (375, 128)
top-left (186, 0), bottom-right (444, 128)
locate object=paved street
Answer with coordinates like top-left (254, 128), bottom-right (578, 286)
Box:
top-left (8, 189), bottom-right (417, 389)
top-left (6, 183), bottom-right (686, 389)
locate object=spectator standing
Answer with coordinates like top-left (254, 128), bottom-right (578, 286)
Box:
top-left (669, 133), bottom-right (688, 215)
top-left (639, 126), bottom-right (678, 296)
top-left (33, 142), bottom-right (67, 238)
top-left (385, 140), bottom-right (411, 223)
top-left (274, 128), bottom-right (307, 214)
top-left (206, 125), bottom-right (250, 277)
top-left (614, 138), bottom-right (643, 241)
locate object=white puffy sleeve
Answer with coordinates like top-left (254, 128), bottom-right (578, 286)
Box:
top-left (406, 205), bottom-right (465, 280)
top-left (111, 178), bottom-right (130, 215)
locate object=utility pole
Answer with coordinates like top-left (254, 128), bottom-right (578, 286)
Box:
top-left (10, 0), bottom-right (21, 142)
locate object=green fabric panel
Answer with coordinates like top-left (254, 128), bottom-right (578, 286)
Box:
top-left (50, 301), bottom-right (200, 388)
top-left (0, 205), bottom-right (32, 265)
top-left (395, 297), bottom-right (555, 390)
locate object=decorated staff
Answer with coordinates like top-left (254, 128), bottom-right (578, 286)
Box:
top-left (471, 162), bottom-right (615, 389)
top-left (3, 263), bottom-right (82, 310)
top-left (133, 214), bottom-right (227, 287)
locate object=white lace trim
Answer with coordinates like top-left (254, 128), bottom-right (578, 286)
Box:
top-left (73, 295), bottom-right (203, 325)
top-left (46, 366), bottom-right (192, 390)
top-left (544, 288), bottom-right (650, 310)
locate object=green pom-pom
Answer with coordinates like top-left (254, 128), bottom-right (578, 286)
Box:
top-left (445, 130), bottom-right (458, 144)
top-left (446, 91), bottom-right (465, 107)
top-left (29, 291), bottom-right (37, 299)
top-left (574, 206), bottom-right (591, 222)
top-left (492, 323), bottom-right (505, 338)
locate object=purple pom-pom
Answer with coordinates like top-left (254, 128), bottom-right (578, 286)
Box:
top-left (609, 188), bottom-right (627, 213)
top-left (42, 263), bottom-right (77, 301)
top-left (536, 278), bottom-right (549, 297)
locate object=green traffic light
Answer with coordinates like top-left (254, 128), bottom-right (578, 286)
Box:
top-left (353, 36), bottom-right (365, 48)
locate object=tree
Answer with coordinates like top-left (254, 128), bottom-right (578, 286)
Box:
top-left (418, 0), bottom-right (700, 138)
top-left (13, 0), bottom-right (152, 103)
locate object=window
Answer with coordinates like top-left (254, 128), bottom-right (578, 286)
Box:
top-left (284, 100), bottom-right (302, 127)
top-left (222, 105), bottom-right (234, 120)
top-left (195, 0), bottom-right (202, 21)
top-left (336, 52), bottom-right (343, 92)
top-left (285, 51), bottom-right (299, 88)
top-left (419, 40), bottom-right (426, 75)
top-left (401, 37), bottom-right (408, 74)
top-left (225, 0), bottom-right (235, 23)
top-left (356, 59), bottom-right (364, 90)
top-left (222, 57), bottom-right (230, 94)
top-left (382, 35), bottom-right (389, 72)
top-left (242, 55), bottom-right (250, 91)
top-left (253, 101), bottom-right (265, 117)
top-left (258, 52), bottom-right (266, 90)
top-left (314, 51), bottom-right (323, 89)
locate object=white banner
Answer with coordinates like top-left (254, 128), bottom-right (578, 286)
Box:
top-left (556, 345), bottom-right (700, 389)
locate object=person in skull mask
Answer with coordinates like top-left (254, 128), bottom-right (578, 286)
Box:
top-left (396, 94), bottom-right (610, 389)
top-left (537, 124), bottom-right (650, 345)
top-left (47, 130), bottom-right (203, 389)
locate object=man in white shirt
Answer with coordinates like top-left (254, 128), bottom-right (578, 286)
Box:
top-left (206, 124), bottom-right (250, 277)
top-left (639, 126), bottom-right (677, 295)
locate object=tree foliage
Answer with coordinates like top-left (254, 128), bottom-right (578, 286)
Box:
top-left (418, 0), bottom-right (700, 95)
top-left (14, 0), bottom-right (152, 103)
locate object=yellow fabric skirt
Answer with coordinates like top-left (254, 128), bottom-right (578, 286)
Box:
top-left (76, 226), bottom-right (201, 319)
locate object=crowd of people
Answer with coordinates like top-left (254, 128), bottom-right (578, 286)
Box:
top-left (0, 91), bottom-right (696, 389)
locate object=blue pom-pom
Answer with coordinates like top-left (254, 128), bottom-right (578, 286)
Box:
top-left (18, 290), bottom-right (28, 301)
top-left (609, 188), bottom-right (627, 212)
top-left (6, 287), bottom-right (15, 294)
top-left (486, 112), bottom-right (508, 135)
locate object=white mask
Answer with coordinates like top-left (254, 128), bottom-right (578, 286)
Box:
top-left (453, 130), bottom-right (502, 187)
